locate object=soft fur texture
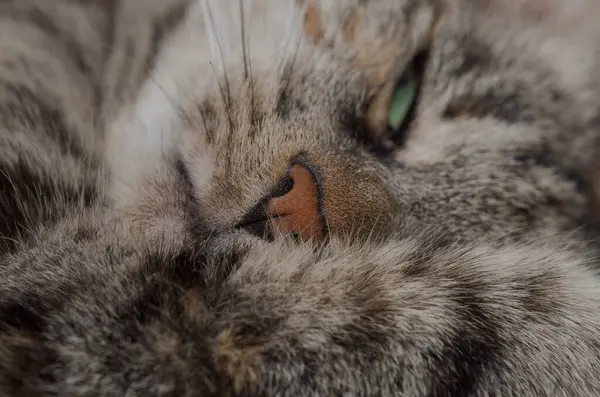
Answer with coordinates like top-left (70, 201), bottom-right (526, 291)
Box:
top-left (1, 0), bottom-right (600, 396)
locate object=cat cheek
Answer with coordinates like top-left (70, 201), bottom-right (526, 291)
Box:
top-left (310, 155), bottom-right (400, 241)
top-left (178, 133), bottom-right (216, 202)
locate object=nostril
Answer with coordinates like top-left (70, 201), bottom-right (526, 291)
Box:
top-left (235, 161), bottom-right (326, 242)
top-left (234, 199), bottom-right (273, 240)
top-left (271, 174), bottom-right (294, 198)
top-left (234, 170), bottom-right (295, 238)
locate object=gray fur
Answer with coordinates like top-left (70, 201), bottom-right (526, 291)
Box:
top-left (1, 0), bottom-right (600, 396)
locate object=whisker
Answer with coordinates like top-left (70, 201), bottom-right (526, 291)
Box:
top-left (196, 103), bottom-right (213, 144)
top-left (147, 72), bottom-right (189, 126)
top-left (238, 0), bottom-right (256, 137)
top-left (208, 60), bottom-right (235, 173)
top-left (242, 0), bottom-right (257, 135)
top-left (200, 1), bottom-right (219, 67)
top-left (278, 0), bottom-right (303, 75)
top-left (208, 61), bottom-right (232, 129)
top-left (202, 1), bottom-right (235, 168)
top-left (203, 1), bottom-right (232, 110)
top-left (283, 31), bottom-right (304, 84)
top-left (278, 1), bottom-right (305, 103)
top-left (239, 0), bottom-right (249, 79)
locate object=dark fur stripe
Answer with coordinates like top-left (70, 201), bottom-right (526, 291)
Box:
top-left (22, 10), bottom-right (89, 75)
top-left (425, 273), bottom-right (503, 397)
top-left (147, 0), bottom-right (193, 74)
top-left (513, 144), bottom-right (589, 196)
top-left (0, 301), bottom-right (46, 334)
top-left (0, 158), bottom-right (96, 253)
top-left (112, 37), bottom-right (136, 103)
top-left (0, 82), bottom-right (85, 159)
top-left (96, 0), bottom-right (118, 113)
top-left (109, 1), bottom-right (192, 112)
top-left (24, 8), bottom-right (92, 78)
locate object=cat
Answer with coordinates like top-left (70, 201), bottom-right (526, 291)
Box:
top-left (1, 0), bottom-right (600, 396)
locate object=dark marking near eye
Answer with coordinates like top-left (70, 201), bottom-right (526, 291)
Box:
top-left (339, 108), bottom-right (373, 145)
top-left (338, 107), bottom-right (398, 158)
top-left (442, 90), bottom-right (531, 123)
top-left (454, 39), bottom-right (492, 76)
top-left (513, 144), bottom-right (588, 195)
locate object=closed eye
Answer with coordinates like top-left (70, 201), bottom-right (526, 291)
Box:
top-left (386, 50), bottom-right (428, 145)
top-left (364, 50), bottom-right (429, 153)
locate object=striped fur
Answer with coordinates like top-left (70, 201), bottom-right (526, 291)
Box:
top-left (0, 0), bottom-right (109, 254)
top-left (1, 0), bottom-right (600, 396)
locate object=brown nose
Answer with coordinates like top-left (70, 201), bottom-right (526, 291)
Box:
top-left (236, 163), bottom-right (326, 241)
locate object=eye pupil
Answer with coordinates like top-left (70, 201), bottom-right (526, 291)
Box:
top-left (387, 70), bottom-right (418, 133)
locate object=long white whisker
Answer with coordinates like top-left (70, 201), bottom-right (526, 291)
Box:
top-left (204, 1), bottom-right (231, 105)
top-left (200, 0), bottom-right (219, 68)
top-left (238, 0), bottom-right (249, 79)
top-left (278, 0), bottom-right (305, 76)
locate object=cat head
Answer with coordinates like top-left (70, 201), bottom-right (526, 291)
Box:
top-left (106, 0), bottom-right (600, 248)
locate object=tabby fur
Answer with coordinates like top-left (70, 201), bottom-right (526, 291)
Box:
top-left (1, 0), bottom-right (600, 396)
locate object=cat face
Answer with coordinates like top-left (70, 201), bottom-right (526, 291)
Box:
top-left (106, 0), bottom-right (600, 247)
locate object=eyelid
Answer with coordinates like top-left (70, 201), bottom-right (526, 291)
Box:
top-left (366, 80), bottom-right (397, 139)
top-left (366, 50), bottom-right (428, 142)
top-left (388, 71), bottom-right (418, 130)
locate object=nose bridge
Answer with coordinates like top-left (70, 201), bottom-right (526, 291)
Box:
top-left (314, 154), bottom-right (398, 240)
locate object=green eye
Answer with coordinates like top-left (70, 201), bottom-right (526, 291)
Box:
top-left (387, 70), bottom-right (418, 132)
